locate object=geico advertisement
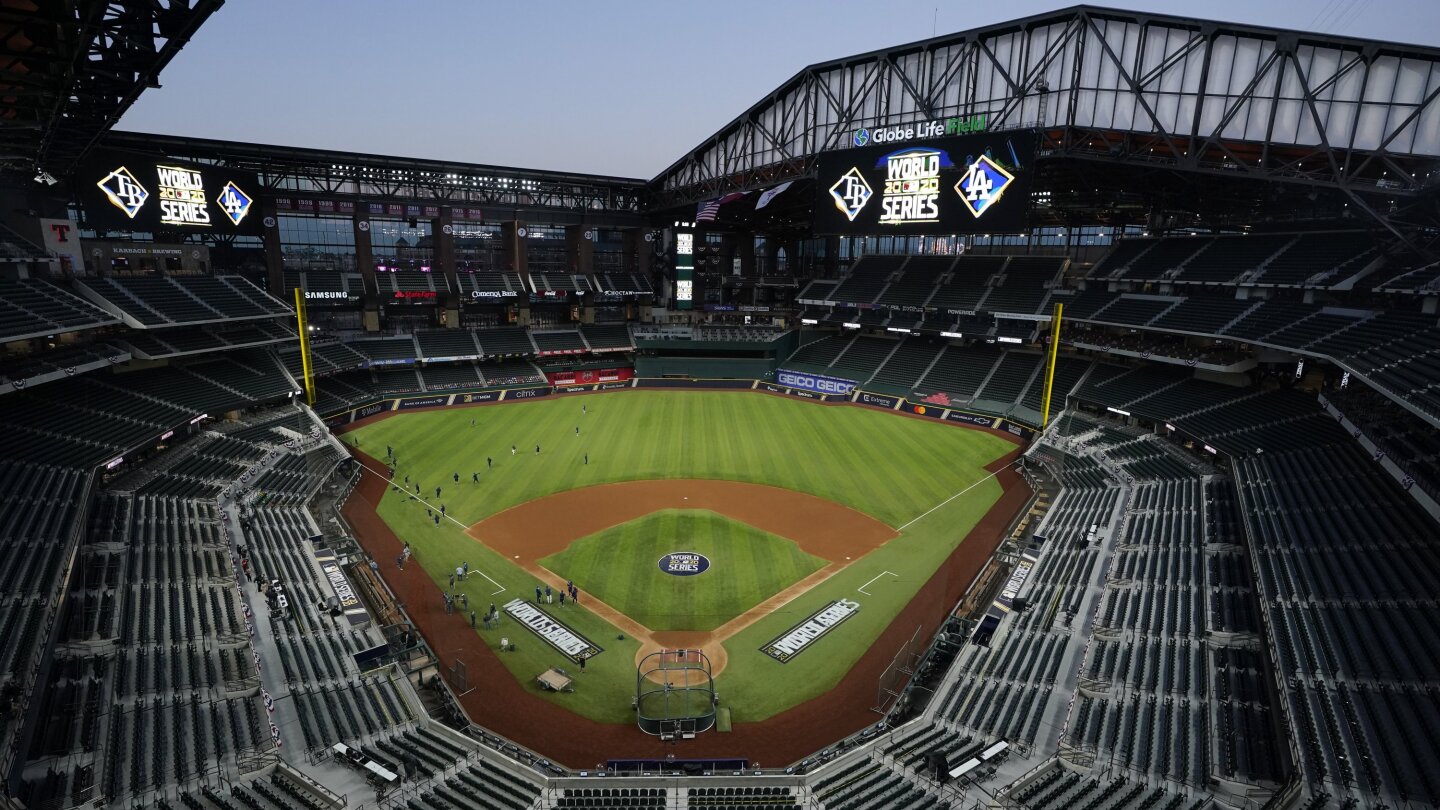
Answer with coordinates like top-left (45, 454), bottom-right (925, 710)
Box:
top-left (80, 149), bottom-right (264, 236)
top-left (813, 130), bottom-right (1034, 235)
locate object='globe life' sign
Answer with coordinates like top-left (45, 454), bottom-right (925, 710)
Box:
top-left (658, 552), bottom-right (710, 576)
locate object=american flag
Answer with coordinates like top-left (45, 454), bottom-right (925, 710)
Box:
top-left (696, 192), bottom-right (746, 222)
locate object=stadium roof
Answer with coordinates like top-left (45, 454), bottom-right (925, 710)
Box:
top-left (0, 0), bottom-right (222, 180)
top-left (649, 5), bottom-right (1440, 246)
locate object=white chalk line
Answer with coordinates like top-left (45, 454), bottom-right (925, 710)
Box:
top-left (357, 458), bottom-right (507, 594)
top-left (858, 571), bottom-right (898, 595)
top-left (895, 458), bottom-right (1020, 533)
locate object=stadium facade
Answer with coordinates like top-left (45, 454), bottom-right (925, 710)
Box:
top-left (2, 4), bottom-right (1440, 810)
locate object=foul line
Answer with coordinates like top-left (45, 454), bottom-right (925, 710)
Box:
top-left (896, 458), bottom-right (1020, 533)
top-left (857, 571), bottom-right (897, 595)
top-left (356, 460), bottom-right (507, 595)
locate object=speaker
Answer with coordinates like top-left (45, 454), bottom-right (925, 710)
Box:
top-left (1013, 597), bottom-right (1028, 613)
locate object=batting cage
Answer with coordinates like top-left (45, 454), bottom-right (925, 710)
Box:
top-left (635, 649), bottom-right (717, 738)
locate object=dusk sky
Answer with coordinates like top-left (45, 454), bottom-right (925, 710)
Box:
top-left (117, 0), bottom-right (1440, 179)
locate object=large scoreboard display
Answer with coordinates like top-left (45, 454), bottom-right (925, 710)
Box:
top-left (78, 149), bottom-right (265, 236)
top-left (813, 129), bottom-right (1035, 235)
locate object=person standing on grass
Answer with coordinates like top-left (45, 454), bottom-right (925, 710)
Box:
top-left (558, 590), bottom-right (566, 607)
top-left (469, 609), bottom-right (476, 628)
top-left (453, 472), bottom-right (459, 483)
top-left (511, 445), bottom-right (516, 456)
top-left (462, 561), bottom-right (469, 578)
top-left (487, 457), bottom-right (492, 469)
top-left (472, 472), bottom-right (478, 483)
top-left (436, 485), bottom-right (442, 498)
top-left (584, 453), bottom-right (588, 465)
top-left (534, 585), bottom-right (542, 603)
top-left (575, 425), bottom-right (580, 436)
top-left (440, 503), bottom-right (446, 517)
top-left (535, 444), bottom-right (541, 455)
top-left (545, 584), bottom-right (553, 604)
top-left (582, 404), bottom-right (586, 416)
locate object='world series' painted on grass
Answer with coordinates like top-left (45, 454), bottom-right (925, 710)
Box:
top-left (504, 598), bottom-right (604, 661)
top-left (761, 599), bottom-right (861, 663)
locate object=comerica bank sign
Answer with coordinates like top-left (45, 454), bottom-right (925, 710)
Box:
top-left (853, 113), bottom-right (988, 147)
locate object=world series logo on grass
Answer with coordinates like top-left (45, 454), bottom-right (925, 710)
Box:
top-left (658, 552), bottom-right (710, 576)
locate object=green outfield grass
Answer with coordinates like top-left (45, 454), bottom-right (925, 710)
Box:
top-left (343, 390), bottom-right (1016, 723)
top-left (539, 509), bottom-right (827, 632)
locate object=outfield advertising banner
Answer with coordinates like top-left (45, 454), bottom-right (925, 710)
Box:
top-left (813, 130), bottom-right (1036, 235)
top-left (901, 401), bottom-right (943, 418)
top-left (396, 395), bottom-right (450, 411)
top-left (1000, 420), bottom-right (1036, 440)
top-left (775, 369), bottom-right (857, 396)
top-left (455, 391), bottom-right (502, 404)
top-left (637, 378), bottom-right (755, 390)
top-left (503, 387), bottom-right (550, 401)
top-left (946, 411), bottom-right (999, 428)
top-left (757, 381), bottom-right (827, 400)
top-left (855, 391), bottom-right (901, 409)
top-left (761, 599), bottom-right (861, 663)
top-left (503, 599), bottom-right (603, 661)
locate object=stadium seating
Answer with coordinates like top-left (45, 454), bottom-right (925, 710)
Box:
top-left (79, 276), bottom-right (290, 326)
top-left (0, 278), bottom-right (120, 341)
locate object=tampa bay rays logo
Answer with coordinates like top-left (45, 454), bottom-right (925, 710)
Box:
top-left (97, 166), bottom-right (149, 219)
top-left (216, 181), bottom-right (254, 226)
top-left (828, 167), bottom-right (873, 222)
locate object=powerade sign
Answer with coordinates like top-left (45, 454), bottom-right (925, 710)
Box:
top-left (814, 130), bottom-right (1034, 235)
top-left (761, 599), bottom-right (861, 663)
top-left (658, 552), bottom-right (710, 576)
top-left (776, 369), bottom-right (856, 396)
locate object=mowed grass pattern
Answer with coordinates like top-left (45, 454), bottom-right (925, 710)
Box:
top-left (344, 391), bottom-right (1017, 722)
top-left (539, 510), bottom-right (827, 632)
top-left (344, 390), bottom-right (1011, 527)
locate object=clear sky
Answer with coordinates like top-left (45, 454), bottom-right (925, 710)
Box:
top-left (117, 0), bottom-right (1440, 179)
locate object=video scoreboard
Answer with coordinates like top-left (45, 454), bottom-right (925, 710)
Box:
top-left (813, 129), bottom-right (1035, 235)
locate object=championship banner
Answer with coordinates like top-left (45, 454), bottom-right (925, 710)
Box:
top-left (774, 369), bottom-right (857, 396)
top-left (314, 549), bottom-right (370, 626)
top-left (760, 599), bottom-right (861, 663)
top-left (503, 599), bottom-right (603, 662)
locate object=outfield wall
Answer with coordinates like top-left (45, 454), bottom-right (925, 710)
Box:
top-left (322, 376), bottom-right (1038, 441)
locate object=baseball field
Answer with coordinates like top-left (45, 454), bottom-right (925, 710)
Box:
top-left (340, 389), bottom-right (1015, 725)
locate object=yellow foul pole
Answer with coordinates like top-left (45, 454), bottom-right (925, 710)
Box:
top-left (294, 288), bottom-right (316, 406)
top-left (1039, 301), bottom-right (1064, 427)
